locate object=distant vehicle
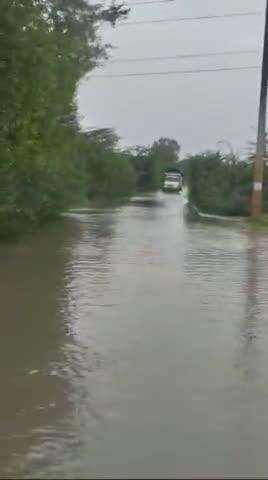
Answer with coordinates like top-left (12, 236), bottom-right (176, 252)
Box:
top-left (162, 171), bottom-right (183, 193)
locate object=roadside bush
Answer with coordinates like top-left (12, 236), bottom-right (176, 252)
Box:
top-left (186, 152), bottom-right (252, 217)
top-left (87, 151), bottom-right (136, 199)
top-left (79, 130), bottom-right (136, 200)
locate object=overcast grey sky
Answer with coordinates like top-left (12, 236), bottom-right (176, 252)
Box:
top-left (78, 0), bottom-right (266, 156)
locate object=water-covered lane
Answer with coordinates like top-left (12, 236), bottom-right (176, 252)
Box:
top-left (1, 193), bottom-right (268, 478)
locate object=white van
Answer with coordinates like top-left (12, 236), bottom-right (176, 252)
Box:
top-left (162, 173), bottom-right (183, 193)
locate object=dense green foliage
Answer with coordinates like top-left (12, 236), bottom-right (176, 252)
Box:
top-left (77, 133), bottom-right (182, 199)
top-left (79, 129), bottom-right (136, 199)
top-left (130, 146), bottom-right (160, 191)
top-left (186, 151), bottom-right (267, 217)
top-left (0, 1), bottom-right (183, 236)
top-left (78, 133), bottom-right (181, 198)
top-left (130, 138), bottom-right (181, 191)
top-left (150, 137), bottom-right (180, 168)
top-left (0, 0), bottom-right (128, 234)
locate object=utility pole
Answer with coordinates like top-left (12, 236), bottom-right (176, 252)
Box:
top-left (251, 0), bottom-right (268, 216)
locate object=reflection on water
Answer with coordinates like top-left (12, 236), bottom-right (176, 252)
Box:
top-left (1, 194), bottom-right (268, 478)
top-left (0, 219), bottom-right (82, 477)
top-left (236, 231), bottom-right (268, 384)
top-left (239, 232), bottom-right (260, 383)
top-left (244, 233), bottom-right (259, 340)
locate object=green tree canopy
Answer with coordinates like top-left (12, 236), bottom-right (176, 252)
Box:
top-left (150, 137), bottom-right (181, 166)
top-left (0, 0), bottom-right (129, 231)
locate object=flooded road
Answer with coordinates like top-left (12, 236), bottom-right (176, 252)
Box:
top-left (1, 192), bottom-right (268, 478)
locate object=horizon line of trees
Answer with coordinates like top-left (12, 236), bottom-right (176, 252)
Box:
top-left (79, 130), bottom-right (181, 199)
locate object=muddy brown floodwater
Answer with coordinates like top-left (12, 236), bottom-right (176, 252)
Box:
top-left (1, 192), bottom-right (268, 478)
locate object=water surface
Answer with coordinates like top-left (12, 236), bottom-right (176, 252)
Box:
top-left (1, 193), bottom-right (268, 478)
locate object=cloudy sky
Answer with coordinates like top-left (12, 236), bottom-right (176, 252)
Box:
top-left (78, 0), bottom-right (265, 156)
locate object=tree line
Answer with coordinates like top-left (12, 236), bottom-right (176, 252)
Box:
top-left (80, 131), bottom-right (181, 199)
top-left (0, 0), bottom-right (181, 236)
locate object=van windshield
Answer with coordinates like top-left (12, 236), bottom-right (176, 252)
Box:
top-left (166, 175), bottom-right (179, 181)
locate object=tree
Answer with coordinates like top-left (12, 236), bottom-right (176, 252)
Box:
top-left (79, 128), bottom-right (136, 199)
top-left (150, 137), bottom-right (181, 166)
top-left (130, 146), bottom-right (161, 191)
top-left (0, 0), bottom-right (129, 231)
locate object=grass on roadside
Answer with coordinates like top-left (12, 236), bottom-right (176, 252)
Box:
top-left (248, 214), bottom-right (268, 230)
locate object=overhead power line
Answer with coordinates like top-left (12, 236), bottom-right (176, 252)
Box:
top-left (108, 49), bottom-right (259, 64)
top-left (91, 65), bottom-right (259, 79)
top-left (127, 0), bottom-right (175, 5)
top-left (119, 11), bottom-right (263, 27)
top-left (123, 0), bottom-right (261, 6)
